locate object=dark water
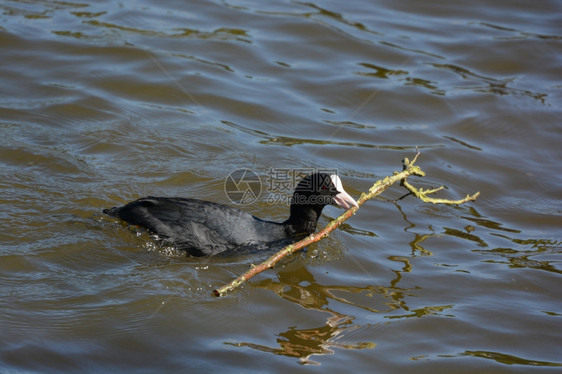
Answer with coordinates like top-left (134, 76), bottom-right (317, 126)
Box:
top-left (1, 0), bottom-right (561, 372)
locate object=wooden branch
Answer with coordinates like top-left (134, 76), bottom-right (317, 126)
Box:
top-left (212, 151), bottom-right (478, 297)
top-left (401, 179), bottom-right (480, 204)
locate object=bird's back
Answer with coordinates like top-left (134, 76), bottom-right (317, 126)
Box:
top-left (104, 196), bottom-right (290, 256)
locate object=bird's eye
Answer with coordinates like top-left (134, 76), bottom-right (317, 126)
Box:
top-left (321, 185), bottom-right (328, 190)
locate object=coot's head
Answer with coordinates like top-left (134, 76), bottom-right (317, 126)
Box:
top-left (287, 173), bottom-right (358, 234)
top-left (293, 173), bottom-right (358, 210)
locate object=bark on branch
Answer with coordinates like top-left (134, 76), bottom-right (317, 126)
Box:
top-left (212, 151), bottom-right (479, 297)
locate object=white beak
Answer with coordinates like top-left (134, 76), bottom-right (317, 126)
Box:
top-left (330, 175), bottom-right (359, 210)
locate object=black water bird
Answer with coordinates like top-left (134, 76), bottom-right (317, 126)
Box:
top-left (104, 173), bottom-right (358, 256)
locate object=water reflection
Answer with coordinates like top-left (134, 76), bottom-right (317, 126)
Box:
top-left (443, 135), bottom-right (482, 151)
top-left (473, 239), bottom-right (562, 275)
top-left (231, 265), bottom-right (384, 364)
top-left (432, 63), bottom-right (548, 103)
top-left (458, 208), bottom-right (562, 274)
top-left (399, 198), bottom-right (562, 277)
top-left (356, 62), bottom-right (408, 79)
top-left (395, 202), bottom-right (436, 258)
top-left (443, 227), bottom-right (487, 248)
top-left (386, 304), bottom-right (454, 319)
top-left (229, 314), bottom-right (375, 365)
top-left (228, 245), bottom-right (434, 365)
top-left (476, 22), bottom-right (562, 41)
top-left (228, 222), bottom-right (469, 364)
top-left (441, 350), bottom-right (562, 367)
top-left (408, 233), bottom-right (435, 257)
top-left (297, 2), bottom-right (378, 37)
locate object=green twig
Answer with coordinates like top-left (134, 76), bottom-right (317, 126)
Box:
top-left (401, 180), bottom-right (480, 204)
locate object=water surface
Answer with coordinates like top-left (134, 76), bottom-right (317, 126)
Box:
top-left (1, 0), bottom-right (561, 372)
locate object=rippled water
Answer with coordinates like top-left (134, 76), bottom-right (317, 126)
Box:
top-left (1, 0), bottom-right (561, 372)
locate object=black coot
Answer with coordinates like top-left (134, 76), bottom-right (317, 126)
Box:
top-left (104, 173), bottom-right (358, 256)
